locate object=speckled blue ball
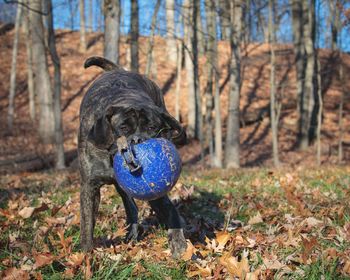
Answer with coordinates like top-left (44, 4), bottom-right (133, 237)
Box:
top-left (113, 138), bottom-right (182, 201)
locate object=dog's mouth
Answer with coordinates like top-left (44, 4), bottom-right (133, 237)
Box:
top-left (116, 136), bottom-right (141, 173)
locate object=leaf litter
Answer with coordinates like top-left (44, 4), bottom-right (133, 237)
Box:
top-left (0, 167), bottom-right (350, 279)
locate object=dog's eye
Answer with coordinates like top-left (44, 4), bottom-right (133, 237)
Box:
top-left (119, 125), bottom-right (129, 132)
top-left (147, 125), bottom-right (156, 131)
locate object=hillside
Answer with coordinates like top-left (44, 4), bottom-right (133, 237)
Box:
top-left (0, 30), bottom-right (349, 170)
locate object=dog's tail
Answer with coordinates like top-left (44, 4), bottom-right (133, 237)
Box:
top-left (84, 56), bottom-right (121, 71)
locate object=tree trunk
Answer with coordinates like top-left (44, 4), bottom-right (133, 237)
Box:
top-left (225, 0), bottom-right (243, 169)
top-left (218, 0), bottom-right (230, 40)
top-left (23, 2), bottom-right (35, 121)
top-left (166, 0), bottom-right (177, 64)
top-left (79, 0), bottom-right (87, 52)
top-left (268, 0), bottom-right (280, 167)
top-left (130, 0), bottom-right (139, 72)
top-left (47, 0), bottom-right (66, 169)
top-left (205, 0), bottom-right (222, 167)
top-left (7, 3), bottom-right (22, 131)
top-left (145, 0), bottom-right (161, 77)
top-left (88, 0), bottom-right (93, 32)
top-left (193, 0), bottom-right (203, 144)
top-left (205, 0), bottom-right (215, 164)
top-left (103, 0), bottom-right (120, 64)
top-left (338, 54), bottom-right (344, 163)
top-left (183, 0), bottom-right (196, 138)
top-left (175, 41), bottom-right (183, 121)
top-left (302, 0), bottom-right (316, 148)
top-left (316, 56), bottom-right (322, 165)
top-left (30, 0), bottom-right (55, 143)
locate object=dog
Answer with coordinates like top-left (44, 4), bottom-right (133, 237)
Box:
top-left (78, 56), bottom-right (187, 258)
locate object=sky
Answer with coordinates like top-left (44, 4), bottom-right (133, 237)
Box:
top-left (1, 0), bottom-right (349, 51)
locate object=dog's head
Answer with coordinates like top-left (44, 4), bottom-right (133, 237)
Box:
top-left (87, 104), bottom-right (186, 152)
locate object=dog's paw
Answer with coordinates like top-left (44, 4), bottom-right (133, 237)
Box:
top-left (124, 223), bottom-right (139, 242)
top-left (168, 228), bottom-right (187, 258)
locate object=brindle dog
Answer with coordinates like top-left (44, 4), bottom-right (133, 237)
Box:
top-left (78, 56), bottom-right (187, 257)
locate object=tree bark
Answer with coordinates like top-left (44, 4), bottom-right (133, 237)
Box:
top-left (8, 2), bottom-right (22, 131)
top-left (47, 0), bottom-right (66, 169)
top-left (30, 0), bottom-right (55, 143)
top-left (23, 2), bottom-right (35, 121)
top-left (79, 0), bottom-right (87, 52)
top-left (145, 0), bottom-right (161, 77)
top-left (183, 0), bottom-right (196, 138)
top-left (225, 0), bottom-right (243, 169)
top-left (130, 0), bottom-right (139, 72)
top-left (268, 0), bottom-right (280, 167)
top-left (218, 0), bottom-right (230, 40)
top-left (175, 41), bottom-right (183, 121)
top-left (205, 0), bottom-right (215, 164)
top-left (104, 0), bottom-right (120, 64)
top-left (166, 0), bottom-right (177, 64)
top-left (88, 0), bottom-right (93, 32)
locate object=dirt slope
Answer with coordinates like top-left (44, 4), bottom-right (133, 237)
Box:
top-left (0, 30), bottom-right (349, 170)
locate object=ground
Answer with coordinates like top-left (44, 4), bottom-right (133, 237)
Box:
top-left (1, 167), bottom-right (350, 279)
top-left (1, 29), bottom-right (350, 279)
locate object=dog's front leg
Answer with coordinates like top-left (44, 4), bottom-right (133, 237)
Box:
top-left (80, 181), bottom-right (100, 252)
top-left (149, 196), bottom-right (187, 258)
top-left (114, 184), bottom-right (139, 241)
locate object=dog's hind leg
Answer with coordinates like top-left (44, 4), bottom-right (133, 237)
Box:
top-left (80, 181), bottom-right (101, 252)
top-left (149, 195), bottom-right (187, 258)
top-left (114, 184), bottom-right (139, 241)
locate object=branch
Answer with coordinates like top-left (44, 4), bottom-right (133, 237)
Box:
top-left (4, 0), bottom-right (49, 16)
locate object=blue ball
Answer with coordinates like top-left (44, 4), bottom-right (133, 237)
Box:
top-left (113, 138), bottom-right (182, 201)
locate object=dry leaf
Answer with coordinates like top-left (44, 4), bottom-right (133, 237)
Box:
top-left (343, 260), bottom-right (350, 275)
top-left (66, 252), bottom-right (85, 267)
top-left (18, 207), bottom-right (35, 219)
top-left (216, 231), bottom-right (231, 248)
top-left (1, 267), bottom-right (30, 280)
top-left (182, 240), bottom-right (196, 261)
top-left (219, 253), bottom-right (249, 278)
top-left (33, 253), bottom-right (55, 269)
top-left (248, 212), bottom-right (263, 225)
top-left (187, 265), bottom-right (212, 278)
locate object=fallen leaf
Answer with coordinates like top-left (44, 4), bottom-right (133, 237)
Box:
top-left (248, 212), bottom-right (263, 225)
top-left (66, 252), bottom-right (85, 267)
top-left (216, 231), bottom-right (231, 248)
top-left (219, 253), bottom-right (249, 278)
top-left (187, 265), bottom-right (212, 278)
top-left (18, 207), bottom-right (35, 219)
top-left (1, 267), bottom-right (30, 280)
top-left (182, 240), bottom-right (196, 261)
top-left (33, 253), bottom-right (55, 269)
top-left (343, 260), bottom-right (350, 275)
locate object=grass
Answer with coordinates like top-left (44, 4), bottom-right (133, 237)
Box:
top-left (0, 166), bottom-right (350, 279)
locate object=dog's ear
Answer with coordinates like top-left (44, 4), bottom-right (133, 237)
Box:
top-left (161, 112), bottom-right (187, 146)
top-left (87, 114), bottom-right (114, 150)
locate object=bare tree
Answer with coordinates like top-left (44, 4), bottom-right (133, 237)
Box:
top-left (145, 0), bottom-right (161, 77)
top-left (79, 0), bottom-right (87, 51)
top-left (218, 0), bottom-right (230, 40)
top-left (175, 40), bottom-right (183, 121)
top-left (88, 0), bottom-right (93, 32)
top-left (130, 0), bottom-right (139, 72)
top-left (47, 0), bottom-right (66, 169)
top-left (103, 0), bottom-right (120, 63)
top-left (183, 0), bottom-right (196, 138)
top-left (8, 2), bottom-right (22, 131)
top-left (268, 0), bottom-right (280, 167)
top-left (204, 0), bottom-right (222, 167)
top-left (291, 0), bottom-right (317, 150)
top-left (30, 0), bottom-right (55, 143)
top-left (225, 0), bottom-right (243, 168)
top-left (166, 0), bottom-right (177, 63)
top-left (23, 2), bottom-right (35, 121)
